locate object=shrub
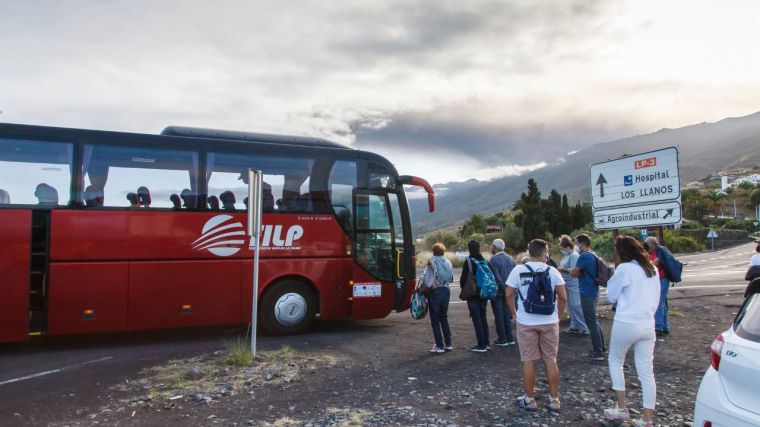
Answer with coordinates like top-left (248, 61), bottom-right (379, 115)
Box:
top-left (423, 230), bottom-right (461, 251)
top-left (663, 230), bottom-right (703, 253)
top-left (720, 219), bottom-right (755, 232)
top-left (590, 234), bottom-right (614, 260)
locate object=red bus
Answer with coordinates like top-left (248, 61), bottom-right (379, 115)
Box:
top-left (0, 123), bottom-right (434, 343)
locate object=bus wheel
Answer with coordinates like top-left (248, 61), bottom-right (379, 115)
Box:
top-left (260, 280), bottom-right (317, 335)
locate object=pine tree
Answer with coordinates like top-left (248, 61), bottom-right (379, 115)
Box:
top-left (559, 194), bottom-right (571, 234)
top-left (521, 179), bottom-right (547, 240)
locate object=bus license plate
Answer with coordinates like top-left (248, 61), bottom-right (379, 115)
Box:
top-left (353, 283), bottom-right (381, 298)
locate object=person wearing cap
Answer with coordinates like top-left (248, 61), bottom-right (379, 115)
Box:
top-left (489, 239), bottom-right (517, 346)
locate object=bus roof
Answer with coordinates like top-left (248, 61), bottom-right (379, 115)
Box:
top-left (162, 126), bottom-right (350, 149)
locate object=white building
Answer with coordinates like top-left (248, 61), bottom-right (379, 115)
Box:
top-left (732, 174), bottom-right (760, 187)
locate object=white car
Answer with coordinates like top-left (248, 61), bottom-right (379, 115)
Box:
top-left (694, 286), bottom-right (760, 427)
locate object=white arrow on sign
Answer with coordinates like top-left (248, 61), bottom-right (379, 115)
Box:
top-left (590, 147), bottom-right (681, 210)
top-left (593, 201), bottom-right (682, 230)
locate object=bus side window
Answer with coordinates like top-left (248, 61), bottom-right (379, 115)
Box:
top-left (206, 152), bottom-right (315, 213)
top-left (0, 138), bottom-right (73, 207)
top-left (81, 145), bottom-right (199, 209)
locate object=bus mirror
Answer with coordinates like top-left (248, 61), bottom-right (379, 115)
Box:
top-left (398, 175), bottom-right (435, 213)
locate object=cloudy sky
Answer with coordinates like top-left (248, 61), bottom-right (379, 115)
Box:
top-left (1, 0), bottom-right (759, 184)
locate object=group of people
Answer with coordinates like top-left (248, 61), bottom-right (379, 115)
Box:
top-left (421, 234), bottom-right (683, 427)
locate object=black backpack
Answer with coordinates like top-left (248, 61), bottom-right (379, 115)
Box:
top-left (585, 253), bottom-right (613, 287)
top-left (516, 265), bottom-right (555, 315)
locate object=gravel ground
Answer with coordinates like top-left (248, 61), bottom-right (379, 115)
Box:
top-left (29, 290), bottom-right (743, 427)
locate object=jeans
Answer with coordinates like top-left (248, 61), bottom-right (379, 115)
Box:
top-left (608, 320), bottom-right (657, 409)
top-left (490, 292), bottom-right (514, 342)
top-left (467, 298), bottom-right (489, 348)
top-left (655, 278), bottom-right (670, 332)
top-left (428, 287), bottom-right (452, 348)
top-left (565, 280), bottom-right (589, 333)
top-left (581, 295), bottom-right (605, 353)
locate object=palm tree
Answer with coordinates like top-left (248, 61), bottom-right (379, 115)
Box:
top-left (706, 190), bottom-right (727, 217)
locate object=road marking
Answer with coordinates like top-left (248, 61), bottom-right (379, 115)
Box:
top-left (671, 284), bottom-right (746, 290)
top-left (0, 356), bottom-right (113, 387)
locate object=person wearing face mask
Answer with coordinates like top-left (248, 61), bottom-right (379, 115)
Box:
top-left (557, 235), bottom-right (589, 336)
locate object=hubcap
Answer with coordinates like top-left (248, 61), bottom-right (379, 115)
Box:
top-left (274, 292), bottom-right (307, 327)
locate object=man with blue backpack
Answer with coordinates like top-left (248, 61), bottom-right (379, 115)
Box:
top-left (505, 239), bottom-right (568, 415)
top-left (459, 240), bottom-right (499, 352)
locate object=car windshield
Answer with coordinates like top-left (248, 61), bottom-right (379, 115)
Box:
top-left (734, 293), bottom-right (760, 343)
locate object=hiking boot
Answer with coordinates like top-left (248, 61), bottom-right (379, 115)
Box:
top-left (470, 346), bottom-right (487, 353)
top-left (604, 406), bottom-right (630, 421)
top-left (584, 351), bottom-right (606, 362)
top-left (516, 394), bottom-right (538, 412)
top-left (545, 396), bottom-right (561, 414)
top-left (562, 327), bottom-right (582, 335)
top-left (494, 340), bottom-right (515, 347)
top-left (429, 345), bottom-right (445, 354)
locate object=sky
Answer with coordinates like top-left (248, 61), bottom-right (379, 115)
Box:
top-left (1, 0), bottom-right (759, 184)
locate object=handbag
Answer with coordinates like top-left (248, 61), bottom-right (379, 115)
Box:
top-left (410, 291), bottom-right (428, 320)
top-left (458, 259), bottom-right (479, 300)
top-left (417, 261), bottom-right (438, 296)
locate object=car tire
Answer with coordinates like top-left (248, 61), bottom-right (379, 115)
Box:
top-left (260, 280), bottom-right (317, 335)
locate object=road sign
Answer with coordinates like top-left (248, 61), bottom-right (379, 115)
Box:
top-left (590, 147), bottom-right (680, 210)
top-left (593, 201), bottom-right (682, 230)
top-left (707, 228), bottom-right (718, 250)
top-left (640, 229), bottom-right (648, 237)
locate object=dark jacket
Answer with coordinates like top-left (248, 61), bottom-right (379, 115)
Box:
top-left (489, 252), bottom-right (516, 292)
top-left (461, 253), bottom-right (487, 300)
top-left (656, 245), bottom-right (683, 283)
top-left (746, 265), bottom-right (760, 282)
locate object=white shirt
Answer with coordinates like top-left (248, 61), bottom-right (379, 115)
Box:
top-left (506, 262), bottom-right (565, 326)
top-left (606, 261), bottom-right (660, 326)
top-left (751, 254), bottom-right (760, 266)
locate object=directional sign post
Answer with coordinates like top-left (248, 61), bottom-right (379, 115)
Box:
top-left (593, 201), bottom-right (682, 230)
top-left (707, 229), bottom-right (718, 250)
top-left (590, 147), bottom-right (681, 231)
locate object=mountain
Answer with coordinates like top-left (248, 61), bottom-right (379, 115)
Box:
top-left (409, 111), bottom-right (760, 233)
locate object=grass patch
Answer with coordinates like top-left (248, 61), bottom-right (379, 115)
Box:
top-left (224, 334), bottom-right (253, 366)
top-left (669, 309), bottom-right (686, 318)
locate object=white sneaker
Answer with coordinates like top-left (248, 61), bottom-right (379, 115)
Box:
top-left (429, 345), bottom-right (445, 354)
top-left (604, 406), bottom-right (630, 421)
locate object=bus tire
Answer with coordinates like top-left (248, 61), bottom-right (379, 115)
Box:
top-left (260, 280), bottom-right (317, 335)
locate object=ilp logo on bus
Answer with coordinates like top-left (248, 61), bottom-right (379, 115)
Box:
top-left (192, 215), bottom-right (246, 257)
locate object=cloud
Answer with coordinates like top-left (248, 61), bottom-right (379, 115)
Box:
top-left (0, 0), bottom-right (758, 185)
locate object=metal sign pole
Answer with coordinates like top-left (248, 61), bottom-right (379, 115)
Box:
top-left (246, 169), bottom-right (263, 358)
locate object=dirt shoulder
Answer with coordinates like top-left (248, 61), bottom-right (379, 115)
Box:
top-left (17, 291), bottom-right (747, 427)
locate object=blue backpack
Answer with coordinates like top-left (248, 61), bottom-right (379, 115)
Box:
top-left (471, 259), bottom-right (498, 300)
top-left (517, 265), bottom-right (555, 315)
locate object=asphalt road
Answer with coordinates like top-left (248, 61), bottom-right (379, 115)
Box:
top-left (0, 242), bottom-right (755, 424)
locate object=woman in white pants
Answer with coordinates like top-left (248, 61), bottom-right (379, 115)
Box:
top-left (604, 236), bottom-right (661, 427)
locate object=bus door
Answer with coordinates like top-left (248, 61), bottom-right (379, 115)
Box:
top-left (0, 209), bottom-right (32, 343)
top-left (350, 190), bottom-right (402, 319)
